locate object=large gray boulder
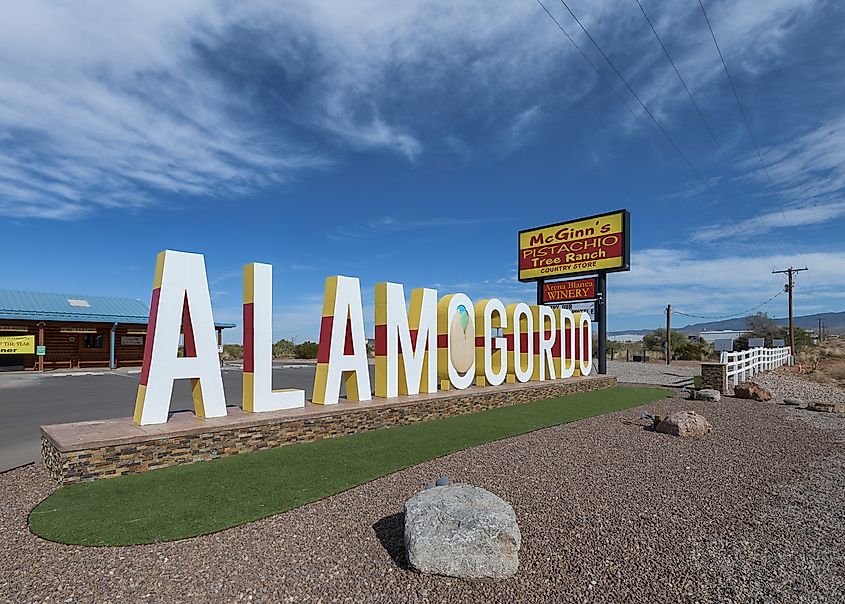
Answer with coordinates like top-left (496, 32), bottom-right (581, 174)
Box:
top-left (404, 484), bottom-right (521, 579)
top-left (695, 389), bottom-right (721, 402)
top-left (655, 410), bottom-right (712, 438)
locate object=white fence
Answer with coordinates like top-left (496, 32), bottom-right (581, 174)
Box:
top-left (719, 346), bottom-right (793, 386)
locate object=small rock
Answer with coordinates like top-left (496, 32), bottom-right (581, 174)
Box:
top-left (655, 411), bottom-right (712, 438)
top-left (435, 475), bottom-right (450, 486)
top-left (733, 381), bottom-right (772, 402)
top-left (423, 482), bottom-right (436, 490)
top-left (782, 398), bottom-right (802, 406)
top-left (404, 483), bottom-right (521, 579)
top-left (806, 401), bottom-right (845, 413)
top-left (695, 389), bottom-right (721, 402)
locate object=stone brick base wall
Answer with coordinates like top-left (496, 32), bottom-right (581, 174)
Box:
top-left (43, 376), bottom-right (617, 485)
top-left (700, 363), bottom-right (728, 394)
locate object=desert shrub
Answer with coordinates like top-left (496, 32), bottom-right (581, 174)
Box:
top-left (643, 328), bottom-right (689, 359)
top-left (827, 362), bottom-right (845, 382)
top-left (272, 338), bottom-right (297, 359)
top-left (221, 344), bottom-right (243, 360)
top-left (293, 341), bottom-right (319, 359)
top-left (673, 340), bottom-right (710, 361)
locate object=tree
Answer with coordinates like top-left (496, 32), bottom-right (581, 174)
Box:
top-left (606, 340), bottom-right (623, 360)
top-left (642, 328), bottom-right (687, 356)
top-left (672, 340), bottom-right (710, 361)
top-left (745, 312), bottom-right (787, 345)
top-left (272, 338), bottom-right (297, 359)
top-left (293, 341), bottom-right (319, 359)
top-left (221, 344), bottom-right (243, 360)
top-left (793, 327), bottom-right (814, 351)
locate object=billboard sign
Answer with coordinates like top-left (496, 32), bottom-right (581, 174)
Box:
top-left (714, 339), bottom-right (734, 353)
top-left (0, 335), bottom-right (35, 354)
top-left (518, 209), bottom-right (630, 282)
top-left (542, 278), bottom-right (597, 303)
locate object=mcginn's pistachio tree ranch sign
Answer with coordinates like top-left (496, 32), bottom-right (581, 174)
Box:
top-left (520, 209), bottom-right (631, 376)
top-left (518, 209), bottom-right (630, 281)
top-left (133, 250), bottom-right (594, 426)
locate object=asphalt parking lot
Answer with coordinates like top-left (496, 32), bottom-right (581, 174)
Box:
top-left (0, 363), bottom-right (325, 472)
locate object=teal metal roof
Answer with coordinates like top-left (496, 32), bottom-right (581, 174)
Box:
top-left (0, 290), bottom-right (235, 328)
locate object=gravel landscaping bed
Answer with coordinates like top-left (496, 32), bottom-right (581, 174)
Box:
top-left (753, 367), bottom-right (845, 405)
top-left (606, 360), bottom-right (698, 387)
top-left (2, 383), bottom-right (843, 603)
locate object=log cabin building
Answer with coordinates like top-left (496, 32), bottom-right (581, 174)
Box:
top-left (0, 290), bottom-right (234, 371)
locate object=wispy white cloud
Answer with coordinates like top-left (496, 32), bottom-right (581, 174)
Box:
top-left (692, 113), bottom-right (845, 241)
top-left (610, 247), bottom-right (843, 321)
top-left (0, 0), bottom-right (829, 221)
top-left (213, 244), bottom-right (844, 342)
top-left (692, 200), bottom-right (845, 242)
top-left (438, 246), bottom-right (844, 330)
top-left (498, 105), bottom-right (542, 156)
top-left (0, 1), bottom-right (327, 219)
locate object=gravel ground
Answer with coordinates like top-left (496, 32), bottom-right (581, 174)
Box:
top-left (1, 378), bottom-right (843, 603)
top-left (753, 367), bottom-right (845, 405)
top-left (606, 360), bottom-right (698, 387)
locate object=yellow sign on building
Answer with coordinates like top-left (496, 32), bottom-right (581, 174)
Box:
top-left (0, 335), bottom-right (35, 354)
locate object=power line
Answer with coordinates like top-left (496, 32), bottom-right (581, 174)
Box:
top-left (671, 290), bottom-right (784, 320)
top-left (555, 0), bottom-right (711, 191)
top-left (698, 0), bottom-right (818, 297)
top-left (634, 0), bottom-right (729, 166)
top-left (697, 0), bottom-right (772, 186)
top-left (538, 0), bottom-right (777, 275)
top-left (536, 1), bottom-right (648, 131)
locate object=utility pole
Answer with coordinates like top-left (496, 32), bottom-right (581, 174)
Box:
top-left (666, 304), bottom-right (671, 365)
top-left (772, 267), bottom-right (808, 352)
top-left (818, 317), bottom-right (823, 343)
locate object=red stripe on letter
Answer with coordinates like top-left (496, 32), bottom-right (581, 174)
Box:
top-left (243, 303), bottom-right (255, 373)
top-left (139, 287), bottom-right (160, 386)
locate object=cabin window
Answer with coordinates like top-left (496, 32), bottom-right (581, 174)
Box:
top-left (83, 334), bottom-right (104, 349)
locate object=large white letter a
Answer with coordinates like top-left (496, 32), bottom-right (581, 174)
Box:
top-left (134, 250), bottom-right (226, 425)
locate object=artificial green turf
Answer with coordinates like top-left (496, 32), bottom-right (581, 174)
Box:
top-left (29, 386), bottom-right (671, 546)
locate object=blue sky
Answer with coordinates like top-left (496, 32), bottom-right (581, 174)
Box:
top-left (2, 0), bottom-right (844, 342)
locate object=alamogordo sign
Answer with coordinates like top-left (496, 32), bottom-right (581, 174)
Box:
top-left (133, 250), bottom-right (594, 425)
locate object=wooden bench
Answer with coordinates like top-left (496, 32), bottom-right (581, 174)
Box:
top-left (77, 359), bottom-right (110, 368)
top-left (42, 356), bottom-right (75, 369)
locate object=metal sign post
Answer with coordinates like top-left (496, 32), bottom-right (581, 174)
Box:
top-left (597, 272), bottom-right (607, 375)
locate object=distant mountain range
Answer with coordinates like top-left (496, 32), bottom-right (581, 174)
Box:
top-left (609, 311), bottom-right (845, 337)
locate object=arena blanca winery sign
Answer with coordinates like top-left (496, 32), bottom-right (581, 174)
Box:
top-left (133, 250), bottom-right (594, 425)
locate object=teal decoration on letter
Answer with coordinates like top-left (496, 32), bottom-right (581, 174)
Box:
top-left (457, 304), bottom-right (469, 333)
